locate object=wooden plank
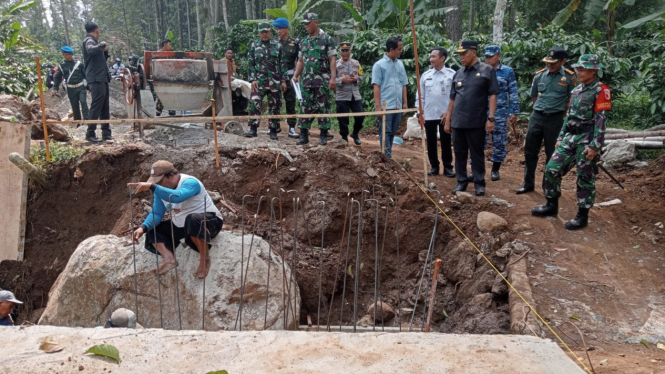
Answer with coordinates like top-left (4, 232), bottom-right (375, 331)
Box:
top-left (0, 121), bottom-right (31, 261)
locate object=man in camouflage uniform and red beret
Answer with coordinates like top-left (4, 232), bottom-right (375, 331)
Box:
top-left (292, 13), bottom-right (337, 145)
top-left (245, 22), bottom-right (287, 140)
top-left (532, 54), bottom-right (612, 230)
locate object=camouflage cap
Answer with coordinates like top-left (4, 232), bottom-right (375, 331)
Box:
top-left (484, 45), bottom-right (501, 56)
top-left (303, 13), bottom-right (319, 23)
top-left (572, 54), bottom-right (603, 69)
top-left (258, 22), bottom-right (271, 31)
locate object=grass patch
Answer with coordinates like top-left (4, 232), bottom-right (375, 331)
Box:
top-left (30, 142), bottom-right (85, 171)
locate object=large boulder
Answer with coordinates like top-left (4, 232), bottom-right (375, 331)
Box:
top-left (39, 232), bottom-right (300, 331)
top-left (0, 94), bottom-right (33, 122)
top-left (477, 212), bottom-right (508, 232)
top-left (602, 140), bottom-right (637, 167)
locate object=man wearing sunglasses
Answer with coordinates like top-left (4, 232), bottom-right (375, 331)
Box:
top-left (516, 47), bottom-right (577, 194)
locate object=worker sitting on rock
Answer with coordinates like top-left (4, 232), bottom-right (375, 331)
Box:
top-left (128, 160), bottom-right (223, 279)
top-left (0, 290), bottom-right (23, 326)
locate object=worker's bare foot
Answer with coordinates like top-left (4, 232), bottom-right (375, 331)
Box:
top-left (194, 257), bottom-right (210, 279)
top-left (152, 260), bottom-right (177, 275)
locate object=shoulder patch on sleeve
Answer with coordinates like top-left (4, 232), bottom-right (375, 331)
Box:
top-left (595, 83), bottom-right (612, 112)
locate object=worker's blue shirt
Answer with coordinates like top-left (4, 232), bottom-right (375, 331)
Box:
top-left (141, 178), bottom-right (201, 231)
top-left (371, 55), bottom-right (408, 110)
top-left (0, 315), bottom-right (15, 326)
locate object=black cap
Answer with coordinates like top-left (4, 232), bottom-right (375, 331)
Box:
top-left (456, 40), bottom-right (478, 53)
top-left (542, 47), bottom-right (568, 63)
top-left (339, 42), bottom-right (352, 49)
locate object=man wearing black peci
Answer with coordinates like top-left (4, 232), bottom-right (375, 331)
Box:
top-left (82, 21), bottom-right (112, 143)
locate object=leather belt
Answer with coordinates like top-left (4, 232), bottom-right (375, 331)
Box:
top-left (567, 124), bottom-right (594, 135)
top-left (534, 110), bottom-right (564, 117)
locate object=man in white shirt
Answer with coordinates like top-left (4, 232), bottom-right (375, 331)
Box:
top-left (416, 47), bottom-right (456, 177)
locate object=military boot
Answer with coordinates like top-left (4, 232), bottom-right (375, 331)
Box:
top-left (565, 208), bottom-right (589, 230)
top-left (297, 128), bottom-right (309, 145)
top-left (319, 130), bottom-right (328, 145)
top-left (269, 128), bottom-right (278, 141)
top-left (491, 162), bottom-right (501, 181)
top-left (531, 198), bottom-right (559, 217)
top-left (244, 125), bottom-right (258, 138)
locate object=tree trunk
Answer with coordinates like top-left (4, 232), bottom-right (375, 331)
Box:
top-left (508, 5), bottom-right (516, 32)
top-left (445, 0), bottom-right (462, 42)
top-left (245, 0), bottom-right (253, 20)
top-left (255, 0), bottom-right (261, 19)
top-left (153, 0), bottom-right (162, 44)
top-left (468, 0), bottom-right (474, 32)
top-left (492, 0), bottom-right (507, 43)
top-left (121, 0), bottom-right (132, 54)
top-left (57, 0), bottom-right (71, 46)
top-left (185, 0), bottom-right (192, 49)
top-left (606, 9), bottom-right (616, 55)
top-left (195, 0), bottom-right (202, 49)
top-left (221, 0), bottom-right (229, 30)
top-left (178, 0), bottom-right (184, 49)
top-left (353, 0), bottom-right (362, 29)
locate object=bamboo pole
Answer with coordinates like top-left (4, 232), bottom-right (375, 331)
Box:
top-left (409, 0), bottom-right (429, 185)
top-left (46, 108), bottom-right (419, 126)
top-left (605, 130), bottom-right (665, 140)
top-left (381, 99), bottom-right (386, 153)
top-left (211, 99), bottom-right (220, 168)
top-left (9, 152), bottom-right (48, 187)
top-left (35, 57), bottom-right (50, 162)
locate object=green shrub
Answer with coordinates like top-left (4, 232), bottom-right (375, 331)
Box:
top-left (29, 142), bottom-right (85, 171)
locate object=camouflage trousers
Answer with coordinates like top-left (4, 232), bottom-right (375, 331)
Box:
top-left (543, 133), bottom-right (598, 209)
top-left (249, 87), bottom-right (282, 129)
top-left (487, 112), bottom-right (508, 163)
top-left (298, 85), bottom-right (331, 130)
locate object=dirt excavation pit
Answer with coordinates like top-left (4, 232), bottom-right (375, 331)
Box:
top-left (0, 134), bottom-right (525, 334)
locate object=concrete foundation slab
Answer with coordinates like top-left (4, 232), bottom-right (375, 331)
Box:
top-left (0, 326), bottom-right (585, 373)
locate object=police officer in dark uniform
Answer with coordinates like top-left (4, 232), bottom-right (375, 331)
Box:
top-left (52, 46), bottom-right (89, 126)
top-left (273, 17), bottom-right (300, 138)
top-left (515, 47), bottom-right (577, 194)
top-left (82, 21), bottom-right (112, 143)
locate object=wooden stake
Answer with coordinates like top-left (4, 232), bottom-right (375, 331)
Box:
top-left (381, 99), bottom-right (387, 153)
top-left (424, 259), bottom-right (441, 332)
top-left (211, 99), bottom-right (220, 168)
top-left (409, 0), bottom-right (428, 185)
top-left (35, 57), bottom-right (50, 162)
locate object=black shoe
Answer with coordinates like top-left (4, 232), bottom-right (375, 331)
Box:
top-left (326, 131), bottom-right (333, 139)
top-left (515, 184), bottom-right (534, 194)
top-left (168, 110), bottom-right (176, 116)
top-left (491, 171), bottom-right (500, 181)
top-left (531, 198), bottom-right (559, 217)
top-left (475, 185), bottom-right (485, 196)
top-left (297, 129), bottom-right (309, 145)
top-left (428, 167), bottom-right (439, 176)
top-left (269, 129), bottom-right (278, 141)
top-left (275, 127), bottom-right (282, 134)
top-left (342, 135), bottom-right (348, 142)
top-left (452, 183), bottom-right (468, 194)
top-left (319, 130), bottom-right (328, 145)
top-left (565, 208), bottom-right (589, 230)
top-left (350, 133), bottom-right (362, 145)
top-left (85, 135), bottom-right (102, 143)
top-left (288, 127), bottom-right (299, 138)
top-left (244, 126), bottom-right (258, 138)
top-left (443, 168), bottom-right (456, 178)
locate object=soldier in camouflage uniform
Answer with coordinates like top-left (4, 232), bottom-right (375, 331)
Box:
top-left (52, 46), bottom-right (89, 125)
top-left (292, 13), bottom-right (337, 145)
top-left (273, 17), bottom-right (300, 139)
top-left (244, 22), bottom-right (287, 140)
top-left (532, 55), bottom-right (611, 230)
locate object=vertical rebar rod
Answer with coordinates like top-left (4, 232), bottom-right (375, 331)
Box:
top-left (286, 191), bottom-right (299, 330)
top-left (394, 182), bottom-right (402, 331)
top-left (235, 195), bottom-right (252, 331)
top-left (236, 195), bottom-right (265, 331)
top-left (264, 198), bottom-right (277, 330)
top-left (316, 201), bottom-right (326, 331)
top-left (409, 214), bottom-right (437, 332)
top-left (152, 208), bottom-right (164, 329)
top-left (297, 198), bottom-right (316, 259)
top-left (327, 193), bottom-right (351, 331)
top-left (168, 194), bottom-right (183, 330)
top-left (128, 189), bottom-right (140, 324)
top-left (202, 193), bottom-right (207, 330)
top-left (378, 204), bottom-right (390, 331)
top-left (420, 190), bottom-right (440, 332)
top-left (278, 189), bottom-right (292, 329)
top-left (365, 198), bottom-right (379, 331)
top-left (353, 196), bottom-right (364, 333)
top-left (339, 199), bottom-right (357, 331)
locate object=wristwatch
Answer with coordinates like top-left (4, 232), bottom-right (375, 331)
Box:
top-left (488, 117), bottom-right (495, 122)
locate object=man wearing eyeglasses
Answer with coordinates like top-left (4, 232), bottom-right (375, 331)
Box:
top-left (515, 47), bottom-right (577, 194)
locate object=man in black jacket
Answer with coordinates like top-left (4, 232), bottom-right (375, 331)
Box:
top-left (82, 22), bottom-right (112, 143)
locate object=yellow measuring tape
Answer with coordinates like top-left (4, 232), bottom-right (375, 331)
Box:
top-left (398, 164), bottom-right (593, 374)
